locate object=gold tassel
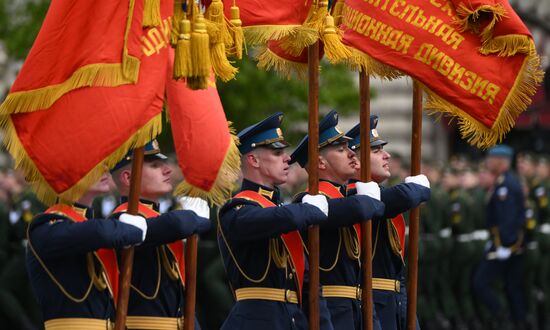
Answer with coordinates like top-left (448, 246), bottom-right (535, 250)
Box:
top-left (174, 18), bottom-right (192, 80)
top-left (205, 0), bottom-right (238, 81)
top-left (171, 1), bottom-right (187, 46)
top-left (321, 15), bottom-right (351, 64)
top-left (210, 41), bottom-right (238, 82)
top-left (143, 0), bottom-right (162, 28)
top-left (227, 5), bottom-right (244, 59)
top-left (191, 14), bottom-right (212, 81)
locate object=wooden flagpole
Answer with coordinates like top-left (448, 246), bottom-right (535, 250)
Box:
top-left (307, 40), bottom-right (321, 330)
top-left (184, 235), bottom-right (198, 330)
top-left (359, 71), bottom-right (373, 330)
top-left (115, 146), bottom-right (145, 330)
top-left (406, 81), bottom-right (423, 330)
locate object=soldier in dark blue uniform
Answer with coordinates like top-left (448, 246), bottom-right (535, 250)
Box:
top-left (110, 140), bottom-right (211, 330)
top-left (26, 172), bottom-right (147, 330)
top-left (472, 145), bottom-right (527, 329)
top-left (290, 110), bottom-right (386, 330)
top-left (345, 115), bottom-right (431, 330)
top-left (218, 112), bottom-right (330, 330)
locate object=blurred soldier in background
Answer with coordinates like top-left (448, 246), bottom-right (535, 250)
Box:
top-left (535, 155), bottom-right (550, 329)
top-left (517, 152), bottom-right (542, 328)
top-left (441, 167), bottom-right (476, 330)
top-left (418, 160), bottom-right (450, 330)
top-left (473, 145), bottom-right (527, 330)
top-left (0, 169), bottom-right (45, 329)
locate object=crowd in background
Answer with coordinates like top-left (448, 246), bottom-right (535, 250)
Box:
top-left (0, 148), bottom-right (549, 330)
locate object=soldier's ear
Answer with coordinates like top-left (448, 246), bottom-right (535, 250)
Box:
top-left (246, 153), bottom-right (260, 168)
top-left (120, 169), bottom-right (132, 187)
top-left (318, 155), bottom-right (327, 170)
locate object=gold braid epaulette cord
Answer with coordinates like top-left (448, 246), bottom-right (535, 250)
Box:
top-left (217, 200), bottom-right (299, 304)
top-left (28, 216), bottom-right (113, 330)
top-left (387, 220), bottom-right (404, 259)
top-left (27, 221), bottom-right (110, 303)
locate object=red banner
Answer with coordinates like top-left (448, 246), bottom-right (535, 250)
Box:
top-left (166, 48), bottom-right (240, 205)
top-left (341, 0), bottom-right (543, 147)
top-left (0, 0), bottom-right (146, 115)
top-left (1, 1), bottom-right (239, 205)
top-left (2, 9), bottom-right (171, 204)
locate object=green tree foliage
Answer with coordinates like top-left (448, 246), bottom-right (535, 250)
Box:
top-left (0, 0), bottom-right (49, 59)
top-left (218, 58), bottom-right (370, 144)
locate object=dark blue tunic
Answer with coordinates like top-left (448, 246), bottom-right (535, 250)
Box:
top-left (298, 180), bottom-right (386, 330)
top-left (349, 182), bottom-right (430, 330)
top-left (112, 199), bottom-right (210, 328)
top-left (26, 204), bottom-right (143, 322)
top-left (218, 179), bottom-right (329, 330)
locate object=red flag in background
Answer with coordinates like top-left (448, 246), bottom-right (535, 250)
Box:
top-left (340, 0), bottom-right (543, 148)
top-left (0, 0), bottom-right (145, 115)
top-left (166, 48), bottom-right (240, 206)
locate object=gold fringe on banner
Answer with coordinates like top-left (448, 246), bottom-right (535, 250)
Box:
top-left (0, 114), bottom-right (163, 205)
top-left (143, 0), bottom-right (162, 27)
top-left (226, 5), bottom-right (245, 59)
top-left (480, 34), bottom-right (533, 56)
top-left (243, 25), bottom-right (310, 46)
top-left (345, 48), bottom-right (402, 80)
top-left (0, 0), bottom-right (140, 115)
top-left (174, 123), bottom-right (241, 206)
top-left (454, 4), bottom-right (506, 43)
top-left (423, 49), bottom-right (543, 148)
top-left (254, 46), bottom-right (309, 81)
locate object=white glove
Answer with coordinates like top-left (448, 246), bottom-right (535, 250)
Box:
top-left (405, 174), bottom-right (430, 188)
top-left (179, 196), bottom-right (210, 219)
top-left (119, 213), bottom-right (147, 242)
top-left (355, 181), bottom-right (381, 201)
top-left (495, 246), bottom-right (512, 260)
top-left (302, 194), bottom-right (329, 217)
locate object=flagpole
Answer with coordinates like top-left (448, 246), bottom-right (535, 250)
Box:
top-left (184, 235), bottom-right (198, 330)
top-left (115, 146), bottom-right (145, 330)
top-left (359, 71), bottom-right (373, 330)
top-left (406, 81), bottom-right (422, 330)
top-left (307, 40), bottom-right (320, 330)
